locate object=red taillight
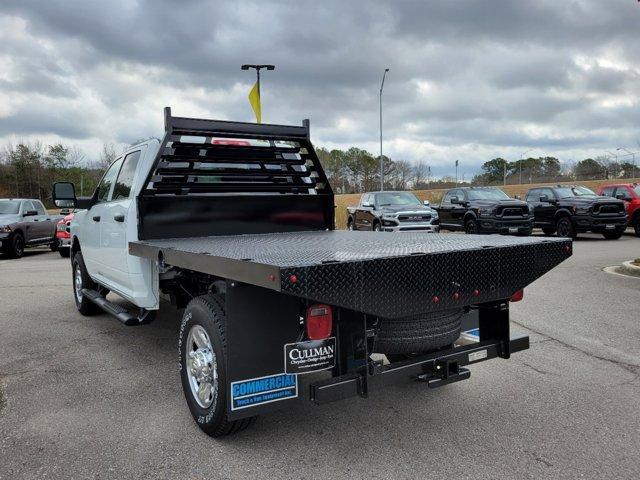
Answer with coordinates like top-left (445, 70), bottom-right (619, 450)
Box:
top-left (510, 289), bottom-right (524, 302)
top-left (306, 304), bottom-right (332, 340)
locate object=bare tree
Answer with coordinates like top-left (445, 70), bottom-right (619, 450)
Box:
top-left (96, 143), bottom-right (117, 170)
top-left (412, 161), bottom-right (428, 189)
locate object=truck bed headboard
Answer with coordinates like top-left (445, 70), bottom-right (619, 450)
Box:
top-left (137, 107), bottom-right (335, 240)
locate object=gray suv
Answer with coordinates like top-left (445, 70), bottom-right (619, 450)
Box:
top-left (0, 199), bottom-right (59, 258)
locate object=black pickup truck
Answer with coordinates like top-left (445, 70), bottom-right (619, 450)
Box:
top-left (524, 185), bottom-right (627, 239)
top-left (435, 187), bottom-right (534, 235)
top-left (52, 108), bottom-right (571, 437)
top-left (346, 191), bottom-right (439, 232)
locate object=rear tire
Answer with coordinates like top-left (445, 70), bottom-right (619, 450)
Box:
top-left (542, 227), bottom-right (556, 236)
top-left (374, 308), bottom-right (463, 354)
top-left (59, 248), bottom-right (70, 258)
top-left (7, 233), bottom-right (25, 258)
top-left (72, 252), bottom-right (100, 315)
top-left (464, 218), bottom-right (479, 234)
top-left (179, 294), bottom-right (257, 437)
top-left (556, 217), bottom-right (576, 238)
top-left (602, 231), bottom-right (623, 240)
top-left (633, 217), bottom-right (640, 238)
top-left (373, 222), bottom-right (381, 232)
top-left (50, 239), bottom-right (59, 252)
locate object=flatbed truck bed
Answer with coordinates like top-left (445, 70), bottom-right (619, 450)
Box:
top-left (129, 230), bottom-right (571, 319)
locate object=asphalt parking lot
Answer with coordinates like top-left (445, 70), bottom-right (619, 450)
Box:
top-left (1, 233), bottom-right (639, 480)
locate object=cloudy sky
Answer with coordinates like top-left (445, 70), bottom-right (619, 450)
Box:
top-left (0, 0), bottom-right (638, 178)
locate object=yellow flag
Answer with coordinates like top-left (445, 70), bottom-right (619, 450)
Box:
top-left (248, 81), bottom-right (261, 123)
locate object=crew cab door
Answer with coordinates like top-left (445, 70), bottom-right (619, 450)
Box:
top-left (99, 149), bottom-right (143, 290)
top-left (438, 190), bottom-right (454, 227)
top-left (356, 194), bottom-right (374, 230)
top-left (449, 189), bottom-right (467, 226)
top-left (530, 188), bottom-right (556, 225)
top-left (32, 200), bottom-right (54, 241)
top-left (81, 157), bottom-right (124, 275)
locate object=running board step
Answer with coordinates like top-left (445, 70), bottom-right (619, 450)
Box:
top-left (82, 288), bottom-right (143, 326)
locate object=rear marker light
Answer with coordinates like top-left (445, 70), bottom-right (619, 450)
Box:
top-left (306, 304), bottom-right (332, 340)
top-left (472, 289), bottom-right (480, 297)
top-left (289, 275), bottom-right (298, 284)
top-left (452, 292), bottom-right (460, 300)
top-left (510, 289), bottom-right (524, 302)
top-left (564, 245), bottom-right (571, 253)
top-left (432, 296), bottom-right (440, 304)
top-left (267, 274), bottom-right (275, 282)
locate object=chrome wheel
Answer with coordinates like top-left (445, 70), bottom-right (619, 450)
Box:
top-left (186, 325), bottom-right (218, 409)
top-left (74, 264), bottom-right (83, 303)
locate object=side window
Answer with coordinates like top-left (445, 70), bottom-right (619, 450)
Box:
top-left (34, 201), bottom-right (46, 215)
top-left (542, 188), bottom-right (555, 200)
top-left (616, 187), bottom-right (632, 201)
top-left (96, 158), bottom-right (124, 203)
top-left (22, 201), bottom-right (35, 214)
top-left (601, 187), bottom-right (614, 197)
top-left (525, 189), bottom-right (538, 202)
top-left (442, 191), bottom-right (453, 204)
top-left (362, 194), bottom-right (371, 206)
top-left (112, 151), bottom-right (141, 200)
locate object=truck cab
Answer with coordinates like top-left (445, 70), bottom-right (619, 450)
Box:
top-left (69, 141), bottom-right (160, 308)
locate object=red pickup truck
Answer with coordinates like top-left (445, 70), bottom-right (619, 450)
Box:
top-left (597, 183), bottom-right (640, 237)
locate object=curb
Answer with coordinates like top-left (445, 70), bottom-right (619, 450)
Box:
top-left (619, 261), bottom-right (640, 277)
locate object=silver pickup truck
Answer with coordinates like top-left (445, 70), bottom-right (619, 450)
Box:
top-left (0, 198), bottom-right (60, 258)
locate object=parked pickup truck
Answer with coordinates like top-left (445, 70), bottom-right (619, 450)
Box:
top-left (524, 185), bottom-right (627, 239)
top-left (52, 108), bottom-right (571, 437)
top-left (435, 186), bottom-right (534, 235)
top-left (346, 191), bottom-right (439, 232)
top-left (597, 183), bottom-right (640, 237)
top-left (0, 198), bottom-right (60, 258)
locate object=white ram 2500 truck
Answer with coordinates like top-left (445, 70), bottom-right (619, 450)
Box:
top-left (52, 108), bottom-right (571, 437)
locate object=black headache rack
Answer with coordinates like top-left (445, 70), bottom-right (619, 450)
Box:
top-left (137, 107), bottom-right (334, 240)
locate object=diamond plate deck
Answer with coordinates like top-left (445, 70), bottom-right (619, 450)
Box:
top-left (129, 231), bottom-right (572, 318)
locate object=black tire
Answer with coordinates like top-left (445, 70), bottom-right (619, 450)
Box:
top-left (464, 218), bottom-right (479, 234)
top-left (633, 216), bottom-right (640, 238)
top-left (542, 227), bottom-right (556, 236)
top-left (602, 231), bottom-right (623, 240)
top-left (71, 252), bottom-right (100, 315)
top-left (7, 233), bottom-right (25, 258)
top-left (179, 294), bottom-right (257, 437)
top-left (556, 216), bottom-right (576, 238)
top-left (347, 219), bottom-right (354, 231)
top-left (59, 247), bottom-right (71, 258)
top-left (50, 239), bottom-right (59, 252)
top-left (373, 222), bottom-right (381, 232)
top-left (374, 308), bottom-right (463, 354)
top-left (517, 228), bottom-right (533, 237)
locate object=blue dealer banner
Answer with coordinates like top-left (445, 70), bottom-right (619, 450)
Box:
top-left (230, 373), bottom-right (298, 411)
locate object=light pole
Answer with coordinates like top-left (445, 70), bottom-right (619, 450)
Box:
top-left (379, 68), bottom-right (389, 191)
top-left (455, 159), bottom-right (459, 184)
top-left (519, 149), bottom-right (532, 185)
top-left (241, 64), bottom-right (275, 122)
top-left (617, 147), bottom-right (636, 180)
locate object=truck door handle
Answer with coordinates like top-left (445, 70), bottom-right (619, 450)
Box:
top-left (92, 216), bottom-right (101, 222)
top-left (114, 214), bottom-right (125, 222)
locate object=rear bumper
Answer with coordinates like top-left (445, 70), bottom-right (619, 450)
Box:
top-left (311, 334), bottom-right (529, 404)
top-left (479, 217), bottom-right (534, 234)
top-left (574, 215), bottom-right (627, 232)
